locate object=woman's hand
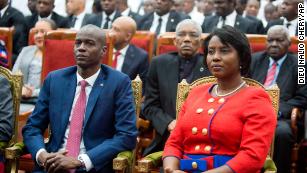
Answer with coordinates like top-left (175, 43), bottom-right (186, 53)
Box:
top-left (164, 167), bottom-right (186, 173)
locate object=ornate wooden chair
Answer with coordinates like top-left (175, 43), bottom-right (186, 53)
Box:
top-left (0, 27), bottom-right (14, 69)
top-left (131, 31), bottom-right (155, 61)
top-left (0, 66), bottom-right (22, 173)
top-left (137, 76), bottom-right (280, 173)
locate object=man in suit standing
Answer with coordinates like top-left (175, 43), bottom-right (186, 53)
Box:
top-left (0, 74), bottom-right (13, 172)
top-left (66, 0), bottom-right (91, 30)
top-left (266, 0), bottom-right (306, 36)
top-left (85, 0), bottom-right (121, 29)
top-left (202, 0), bottom-right (258, 34)
top-left (0, 0), bottom-right (27, 63)
top-left (22, 25), bottom-right (138, 172)
top-left (142, 19), bottom-right (211, 155)
top-left (109, 16), bottom-right (149, 90)
top-left (249, 25), bottom-right (307, 173)
top-left (138, 0), bottom-right (189, 36)
top-left (116, 0), bottom-right (142, 25)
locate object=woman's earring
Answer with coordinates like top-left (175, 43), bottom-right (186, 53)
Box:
top-left (239, 66), bottom-right (242, 70)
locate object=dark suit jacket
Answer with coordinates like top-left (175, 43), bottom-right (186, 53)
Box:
top-left (0, 75), bottom-right (13, 141)
top-left (249, 51), bottom-right (307, 118)
top-left (0, 6), bottom-right (27, 61)
top-left (67, 13), bottom-right (91, 28)
top-left (25, 12), bottom-right (70, 31)
top-left (22, 65), bottom-right (138, 172)
top-left (245, 15), bottom-right (265, 34)
top-left (84, 11), bottom-right (121, 28)
top-left (142, 52), bottom-right (211, 155)
top-left (137, 11), bottom-right (189, 32)
top-left (201, 14), bottom-right (257, 34)
top-left (265, 19), bottom-right (307, 36)
top-left (128, 10), bottom-right (142, 26)
top-left (122, 44), bottom-right (149, 91)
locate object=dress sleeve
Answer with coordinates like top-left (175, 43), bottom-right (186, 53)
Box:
top-left (226, 89), bottom-right (277, 173)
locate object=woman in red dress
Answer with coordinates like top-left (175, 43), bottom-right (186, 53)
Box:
top-left (162, 26), bottom-right (277, 173)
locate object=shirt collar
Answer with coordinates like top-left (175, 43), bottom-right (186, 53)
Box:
top-left (38, 13), bottom-right (52, 20)
top-left (76, 68), bottom-right (101, 87)
top-left (114, 44), bottom-right (129, 57)
top-left (121, 8), bottom-right (130, 16)
top-left (103, 11), bottom-right (116, 20)
top-left (222, 10), bottom-right (237, 22)
top-left (153, 11), bottom-right (170, 22)
top-left (269, 54), bottom-right (287, 66)
top-left (284, 18), bottom-right (298, 26)
top-left (75, 10), bottom-right (86, 20)
top-left (0, 5), bottom-right (9, 17)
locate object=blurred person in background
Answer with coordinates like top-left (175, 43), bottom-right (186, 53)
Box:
top-left (66, 0), bottom-right (91, 30)
top-left (143, 0), bottom-right (155, 14)
top-left (28, 0), bottom-right (38, 14)
top-left (116, 0), bottom-right (142, 25)
top-left (183, 0), bottom-right (205, 25)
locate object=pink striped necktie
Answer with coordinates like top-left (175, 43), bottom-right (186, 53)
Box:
top-left (264, 62), bottom-right (277, 87)
top-left (66, 80), bottom-right (87, 159)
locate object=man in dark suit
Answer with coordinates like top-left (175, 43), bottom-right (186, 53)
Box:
top-left (109, 16), bottom-right (149, 90)
top-left (142, 19), bottom-right (211, 155)
top-left (138, 0), bottom-right (189, 36)
top-left (202, 0), bottom-right (258, 34)
top-left (84, 0), bottom-right (121, 29)
top-left (266, 0), bottom-right (306, 36)
top-left (25, 0), bottom-right (69, 41)
top-left (66, 0), bottom-right (91, 30)
top-left (22, 25), bottom-right (137, 173)
top-left (249, 25), bottom-right (307, 173)
top-left (0, 74), bottom-right (13, 171)
top-left (0, 0), bottom-right (27, 63)
top-left (116, 0), bottom-right (142, 25)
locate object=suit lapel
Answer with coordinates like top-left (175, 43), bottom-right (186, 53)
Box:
top-left (257, 54), bottom-right (270, 83)
top-left (192, 54), bottom-right (209, 81)
top-left (83, 68), bottom-right (105, 127)
top-left (234, 15), bottom-right (242, 30)
top-left (276, 54), bottom-right (291, 86)
top-left (167, 55), bottom-right (179, 108)
top-left (121, 45), bottom-right (133, 74)
top-left (166, 12), bottom-right (176, 32)
top-left (144, 13), bottom-right (154, 30)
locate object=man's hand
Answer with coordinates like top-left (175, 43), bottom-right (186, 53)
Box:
top-left (44, 150), bottom-right (81, 173)
top-left (22, 85), bottom-right (34, 98)
top-left (168, 120), bottom-right (177, 132)
top-left (37, 150), bottom-right (57, 167)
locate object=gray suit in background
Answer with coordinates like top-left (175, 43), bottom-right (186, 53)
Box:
top-left (0, 75), bottom-right (13, 141)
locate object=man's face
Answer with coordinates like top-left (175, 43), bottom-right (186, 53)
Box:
top-left (109, 20), bottom-right (131, 49)
top-left (37, 0), bottom-right (54, 17)
top-left (281, 0), bottom-right (298, 20)
top-left (183, 0), bottom-right (194, 13)
top-left (74, 31), bottom-right (105, 69)
top-left (213, 0), bottom-right (234, 17)
top-left (66, 0), bottom-right (79, 16)
top-left (245, 0), bottom-right (260, 17)
top-left (100, 0), bottom-right (116, 15)
top-left (155, 0), bottom-right (173, 16)
top-left (174, 25), bottom-right (201, 58)
top-left (266, 30), bottom-right (290, 60)
top-left (28, 0), bottom-right (37, 13)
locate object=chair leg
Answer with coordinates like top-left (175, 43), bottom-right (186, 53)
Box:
top-left (291, 143), bottom-right (299, 173)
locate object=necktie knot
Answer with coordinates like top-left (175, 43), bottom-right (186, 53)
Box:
top-left (158, 17), bottom-right (162, 23)
top-left (286, 22), bottom-right (291, 28)
top-left (80, 80), bottom-right (87, 89)
top-left (112, 51), bottom-right (121, 68)
top-left (103, 16), bottom-right (111, 29)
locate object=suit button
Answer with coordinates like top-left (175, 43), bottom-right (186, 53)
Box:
top-left (204, 145), bottom-right (211, 152)
top-left (218, 98), bottom-right (225, 103)
top-left (202, 128), bottom-right (208, 135)
top-left (192, 161), bottom-right (198, 169)
top-left (208, 98), bottom-right (215, 103)
top-left (195, 145), bottom-right (200, 151)
top-left (192, 127), bottom-right (198, 134)
top-left (196, 108), bottom-right (203, 114)
top-left (208, 108), bottom-right (214, 115)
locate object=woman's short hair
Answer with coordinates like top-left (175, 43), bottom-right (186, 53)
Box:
top-left (203, 25), bottom-right (251, 76)
top-left (38, 18), bottom-right (58, 30)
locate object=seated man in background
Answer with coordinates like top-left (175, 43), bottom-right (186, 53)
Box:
top-left (249, 25), bottom-right (307, 173)
top-left (22, 25), bottom-right (137, 172)
top-left (0, 41), bottom-right (9, 68)
top-left (109, 16), bottom-right (149, 90)
top-left (142, 19), bottom-right (211, 155)
top-left (13, 19), bottom-right (57, 113)
top-left (0, 74), bottom-right (13, 173)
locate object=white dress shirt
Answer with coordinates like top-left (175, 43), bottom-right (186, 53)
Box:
top-left (113, 44), bottom-right (129, 71)
top-left (36, 69), bottom-right (101, 171)
top-left (217, 10), bottom-right (237, 28)
top-left (150, 12), bottom-right (170, 36)
top-left (283, 18), bottom-right (298, 37)
top-left (101, 11), bottom-right (116, 29)
top-left (71, 11), bottom-right (86, 30)
top-left (0, 5), bottom-right (9, 18)
top-left (188, 7), bottom-right (205, 26)
top-left (121, 8), bottom-right (131, 16)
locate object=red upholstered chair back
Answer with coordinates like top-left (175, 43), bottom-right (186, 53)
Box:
top-left (0, 27), bottom-right (14, 68)
top-left (131, 31), bottom-right (155, 61)
top-left (41, 30), bottom-right (114, 82)
top-left (28, 28), bottom-right (35, 45)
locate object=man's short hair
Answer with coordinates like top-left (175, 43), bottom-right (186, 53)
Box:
top-left (175, 19), bottom-right (202, 36)
top-left (267, 25), bottom-right (291, 42)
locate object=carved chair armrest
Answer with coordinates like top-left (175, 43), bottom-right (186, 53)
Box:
top-left (138, 118), bottom-right (151, 130)
top-left (290, 107), bottom-right (303, 141)
top-left (113, 151), bottom-right (133, 172)
top-left (5, 142), bottom-right (27, 160)
top-left (263, 156), bottom-right (277, 173)
top-left (137, 151), bottom-right (163, 173)
top-left (0, 141), bottom-right (8, 151)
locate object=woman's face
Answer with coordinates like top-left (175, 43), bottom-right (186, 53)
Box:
top-left (33, 21), bottom-right (52, 49)
top-left (206, 35), bottom-right (241, 79)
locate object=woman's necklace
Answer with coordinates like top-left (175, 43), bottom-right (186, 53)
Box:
top-left (215, 81), bottom-right (246, 97)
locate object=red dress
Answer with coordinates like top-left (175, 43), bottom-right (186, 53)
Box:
top-left (163, 84), bottom-right (277, 173)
